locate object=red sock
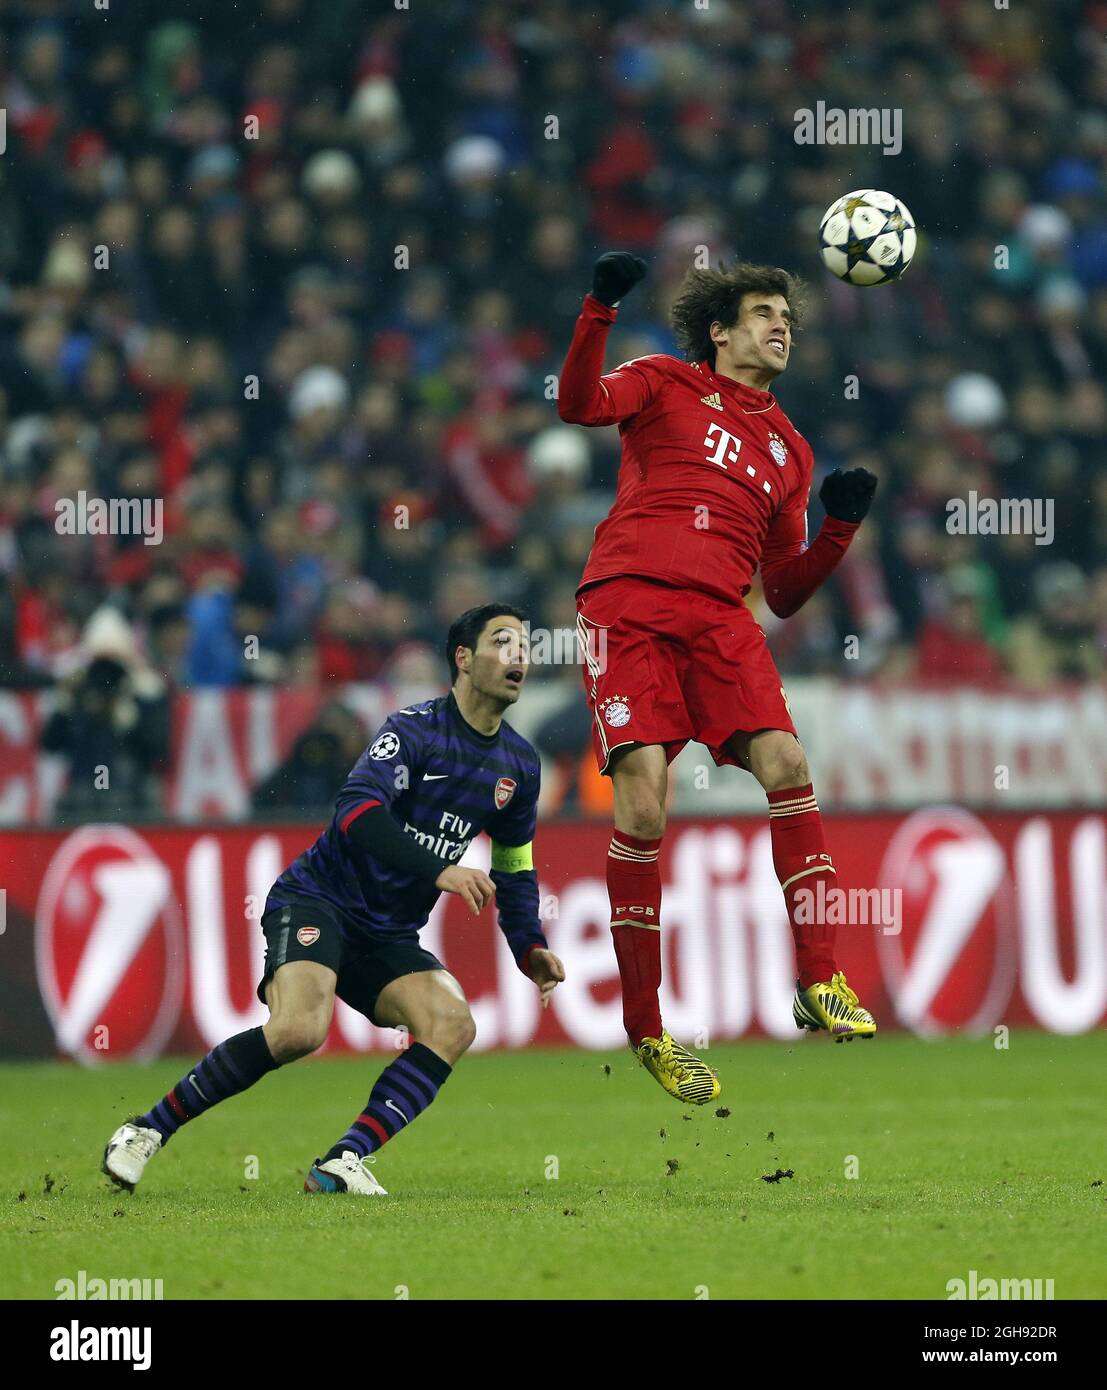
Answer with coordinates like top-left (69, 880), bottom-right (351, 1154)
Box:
top-left (607, 832), bottom-right (663, 1046)
top-left (766, 783), bottom-right (837, 988)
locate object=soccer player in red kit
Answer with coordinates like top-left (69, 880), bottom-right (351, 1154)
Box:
top-left (559, 252), bottom-right (878, 1104)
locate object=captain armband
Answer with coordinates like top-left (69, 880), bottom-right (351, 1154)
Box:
top-left (490, 840), bottom-right (533, 873)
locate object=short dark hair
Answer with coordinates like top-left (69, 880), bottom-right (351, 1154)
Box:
top-left (446, 603), bottom-right (527, 683)
top-left (670, 262), bottom-right (806, 365)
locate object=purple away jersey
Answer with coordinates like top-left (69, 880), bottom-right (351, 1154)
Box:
top-left (267, 693), bottom-right (544, 958)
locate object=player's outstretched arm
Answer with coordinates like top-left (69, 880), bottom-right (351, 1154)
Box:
top-left (436, 865), bottom-right (495, 916)
top-left (486, 764), bottom-right (563, 1003)
top-left (487, 838), bottom-right (564, 1004)
top-left (523, 947), bottom-right (566, 1008)
top-left (760, 467), bottom-right (878, 619)
top-left (591, 251), bottom-right (648, 308)
top-left (557, 252), bottom-right (656, 426)
top-left (819, 467), bottom-right (878, 525)
top-left (346, 811), bottom-right (495, 915)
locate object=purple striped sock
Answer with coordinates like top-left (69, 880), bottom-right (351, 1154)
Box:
top-left (138, 1028), bottom-right (278, 1144)
top-left (323, 1042), bottom-right (452, 1162)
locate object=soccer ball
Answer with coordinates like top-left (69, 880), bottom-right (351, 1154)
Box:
top-left (818, 189), bottom-right (916, 286)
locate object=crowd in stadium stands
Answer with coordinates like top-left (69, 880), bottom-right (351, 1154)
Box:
top-left (0, 0), bottom-right (1104, 766)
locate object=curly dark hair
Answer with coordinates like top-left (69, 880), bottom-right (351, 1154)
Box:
top-left (670, 262), bottom-right (807, 364)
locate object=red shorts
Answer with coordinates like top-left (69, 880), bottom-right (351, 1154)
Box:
top-left (575, 576), bottom-right (797, 774)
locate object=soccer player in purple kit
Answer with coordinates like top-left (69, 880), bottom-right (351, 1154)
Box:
top-left (102, 606), bottom-right (565, 1196)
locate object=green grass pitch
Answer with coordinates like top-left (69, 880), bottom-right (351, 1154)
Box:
top-left (2, 1031), bottom-right (1104, 1300)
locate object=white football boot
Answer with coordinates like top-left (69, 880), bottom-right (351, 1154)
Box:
top-left (304, 1151), bottom-right (388, 1195)
top-left (102, 1121), bottom-right (163, 1191)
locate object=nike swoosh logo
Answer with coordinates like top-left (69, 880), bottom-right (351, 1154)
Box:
top-left (422, 773), bottom-right (448, 781)
top-left (188, 1074), bottom-right (209, 1103)
top-left (383, 1099), bottom-right (409, 1126)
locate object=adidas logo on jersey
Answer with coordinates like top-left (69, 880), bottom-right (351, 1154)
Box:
top-left (700, 392), bottom-right (723, 411)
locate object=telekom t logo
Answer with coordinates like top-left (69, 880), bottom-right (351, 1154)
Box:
top-left (703, 423), bottom-right (771, 495)
top-left (703, 422), bottom-right (742, 469)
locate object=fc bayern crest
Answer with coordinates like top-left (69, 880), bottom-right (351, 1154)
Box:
top-left (768, 431), bottom-right (788, 467)
top-left (494, 777), bottom-right (517, 810)
top-left (601, 695), bottom-right (632, 728)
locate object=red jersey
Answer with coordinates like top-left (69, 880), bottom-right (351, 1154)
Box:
top-left (559, 294), bottom-right (858, 614)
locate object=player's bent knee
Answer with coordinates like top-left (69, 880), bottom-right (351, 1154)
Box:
top-left (452, 1010), bottom-right (478, 1055)
top-left (611, 748), bottom-right (667, 840)
top-left (756, 734), bottom-right (809, 790)
top-left (621, 801), bottom-right (665, 839)
top-left (265, 1011), bottom-right (330, 1063)
top-left (614, 779), bottom-right (665, 838)
top-left (421, 1006), bottom-right (477, 1060)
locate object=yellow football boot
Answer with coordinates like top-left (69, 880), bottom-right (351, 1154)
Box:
top-left (793, 970), bottom-right (877, 1042)
top-left (636, 1029), bottom-right (720, 1104)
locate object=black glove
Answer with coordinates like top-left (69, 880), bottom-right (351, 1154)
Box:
top-left (591, 252), bottom-right (648, 307)
top-left (819, 467), bottom-right (878, 524)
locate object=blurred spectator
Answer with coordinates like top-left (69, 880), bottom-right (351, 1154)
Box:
top-left (1008, 563), bottom-right (1105, 686)
top-left (185, 572), bottom-right (281, 686)
top-left (252, 701), bottom-right (366, 816)
top-left (40, 608), bottom-right (169, 819)
top-left (915, 567), bottom-right (1005, 684)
